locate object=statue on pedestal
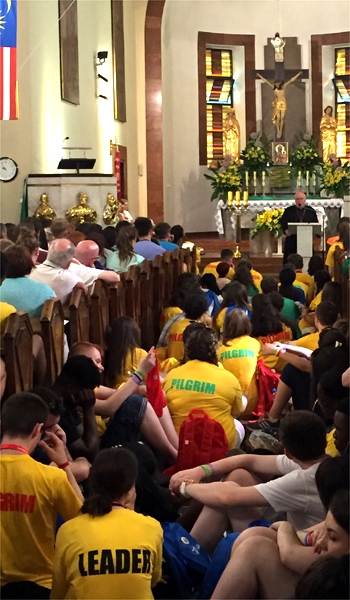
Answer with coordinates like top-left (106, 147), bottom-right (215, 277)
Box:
top-left (33, 193), bottom-right (56, 222)
top-left (223, 109), bottom-right (240, 161)
top-left (103, 193), bottom-right (120, 225)
top-left (66, 192), bottom-right (97, 225)
top-left (320, 106), bottom-right (337, 162)
top-left (257, 71), bottom-right (302, 139)
top-left (271, 32), bottom-right (286, 63)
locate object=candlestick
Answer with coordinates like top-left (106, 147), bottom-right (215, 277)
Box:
top-left (312, 172), bottom-right (316, 193)
top-left (243, 190), bottom-right (249, 207)
top-left (253, 171), bottom-right (257, 196)
top-left (245, 171), bottom-right (249, 189)
top-left (235, 190), bottom-right (241, 206)
top-left (306, 170), bottom-right (309, 187)
top-left (227, 191), bottom-right (233, 207)
top-left (298, 170), bottom-right (302, 188)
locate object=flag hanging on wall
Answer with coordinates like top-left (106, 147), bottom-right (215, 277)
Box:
top-left (0, 0), bottom-right (18, 120)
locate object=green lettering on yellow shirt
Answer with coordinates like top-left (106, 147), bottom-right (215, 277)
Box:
top-left (170, 378), bottom-right (216, 395)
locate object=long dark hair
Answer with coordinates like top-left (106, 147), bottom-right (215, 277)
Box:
top-left (322, 281), bottom-right (342, 315)
top-left (212, 282), bottom-right (249, 332)
top-left (166, 272), bottom-right (201, 309)
top-left (105, 316), bottom-right (141, 387)
top-left (222, 309), bottom-right (252, 344)
top-left (251, 294), bottom-right (283, 337)
top-left (232, 265), bottom-right (258, 293)
top-left (184, 325), bottom-right (218, 365)
top-left (314, 270), bottom-right (331, 295)
top-left (116, 225), bottom-right (137, 262)
top-left (279, 267), bottom-right (300, 302)
top-left (82, 448), bottom-right (138, 517)
top-left (201, 273), bottom-right (220, 295)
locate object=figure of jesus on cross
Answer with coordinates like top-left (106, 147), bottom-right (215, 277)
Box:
top-left (255, 34), bottom-right (308, 140)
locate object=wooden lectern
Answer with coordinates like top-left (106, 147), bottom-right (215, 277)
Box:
top-left (288, 222), bottom-right (321, 272)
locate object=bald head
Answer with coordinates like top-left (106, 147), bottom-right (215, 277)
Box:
top-left (75, 240), bottom-right (99, 267)
top-left (295, 191), bottom-right (306, 209)
top-left (47, 238), bottom-right (75, 269)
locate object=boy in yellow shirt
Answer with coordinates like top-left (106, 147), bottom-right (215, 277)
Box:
top-left (166, 293), bottom-right (209, 361)
top-left (287, 253), bottom-right (313, 302)
top-left (203, 249), bottom-right (235, 280)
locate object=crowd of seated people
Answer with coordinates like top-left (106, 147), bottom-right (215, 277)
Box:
top-left (0, 214), bottom-right (349, 600)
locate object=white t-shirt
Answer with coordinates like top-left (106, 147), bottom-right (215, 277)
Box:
top-left (29, 261), bottom-right (82, 304)
top-left (254, 455), bottom-right (326, 530)
top-left (68, 262), bottom-right (100, 286)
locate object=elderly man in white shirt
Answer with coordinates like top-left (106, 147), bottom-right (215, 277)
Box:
top-left (29, 239), bottom-right (119, 303)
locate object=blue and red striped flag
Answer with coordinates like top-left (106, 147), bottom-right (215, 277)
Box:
top-left (0, 0), bottom-right (18, 120)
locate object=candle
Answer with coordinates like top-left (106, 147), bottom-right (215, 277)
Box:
top-left (235, 190), bottom-right (241, 206)
top-left (306, 170), bottom-right (309, 187)
top-left (245, 171), bottom-right (249, 189)
top-left (243, 191), bottom-right (249, 206)
top-left (312, 172), bottom-right (316, 188)
top-left (298, 170), bottom-right (302, 187)
top-left (262, 171), bottom-right (266, 188)
top-left (253, 171), bottom-right (257, 187)
top-left (227, 191), bottom-right (233, 206)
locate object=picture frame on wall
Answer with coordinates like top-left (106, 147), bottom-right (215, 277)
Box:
top-left (272, 142), bottom-right (289, 165)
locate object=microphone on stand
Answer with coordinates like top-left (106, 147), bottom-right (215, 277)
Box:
top-left (63, 137), bottom-right (69, 145)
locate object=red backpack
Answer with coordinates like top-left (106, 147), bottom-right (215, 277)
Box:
top-left (256, 359), bottom-right (281, 417)
top-left (164, 409), bottom-right (229, 475)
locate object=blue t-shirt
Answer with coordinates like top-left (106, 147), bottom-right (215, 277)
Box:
top-left (159, 240), bottom-right (178, 251)
top-left (0, 277), bottom-right (55, 317)
top-left (134, 240), bottom-right (166, 261)
top-left (106, 251), bottom-right (144, 273)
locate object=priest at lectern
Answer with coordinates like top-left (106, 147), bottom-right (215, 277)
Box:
top-left (280, 191), bottom-right (318, 263)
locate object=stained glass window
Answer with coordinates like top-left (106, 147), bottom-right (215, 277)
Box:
top-left (206, 48), bottom-right (234, 163)
top-left (335, 48), bottom-right (350, 159)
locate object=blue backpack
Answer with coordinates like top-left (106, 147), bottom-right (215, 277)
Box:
top-left (158, 523), bottom-right (211, 599)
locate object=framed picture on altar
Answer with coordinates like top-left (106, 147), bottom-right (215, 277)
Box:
top-left (272, 142), bottom-right (289, 165)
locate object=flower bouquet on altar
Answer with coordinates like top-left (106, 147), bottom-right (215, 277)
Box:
top-left (240, 133), bottom-right (270, 176)
top-left (289, 136), bottom-right (321, 179)
top-left (320, 157), bottom-right (350, 199)
top-left (204, 155), bottom-right (242, 203)
top-left (250, 208), bottom-right (284, 239)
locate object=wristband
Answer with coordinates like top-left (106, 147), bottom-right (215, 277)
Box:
top-left (276, 347), bottom-right (285, 358)
top-left (131, 374), bottom-right (142, 385)
top-left (201, 464), bottom-right (211, 477)
top-left (207, 462), bottom-right (216, 475)
top-left (304, 532), bottom-right (313, 546)
top-left (179, 481), bottom-right (192, 498)
top-left (58, 461), bottom-right (70, 470)
top-left (274, 347), bottom-right (279, 356)
top-left (134, 369), bottom-right (145, 381)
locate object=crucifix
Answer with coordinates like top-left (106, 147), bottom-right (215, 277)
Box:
top-left (253, 34), bottom-right (309, 139)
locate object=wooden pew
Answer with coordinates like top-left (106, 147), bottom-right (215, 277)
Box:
top-left (152, 254), bottom-right (165, 342)
top-left (180, 247), bottom-right (192, 273)
top-left (139, 260), bottom-right (155, 349)
top-left (68, 288), bottom-right (90, 345)
top-left (90, 279), bottom-right (110, 348)
top-left (162, 251), bottom-right (173, 302)
top-left (123, 266), bottom-right (141, 325)
top-left (3, 311), bottom-right (33, 396)
top-left (109, 282), bottom-right (126, 324)
top-left (333, 247), bottom-right (350, 319)
top-left (40, 299), bottom-right (65, 385)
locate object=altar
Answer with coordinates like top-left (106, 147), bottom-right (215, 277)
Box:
top-left (215, 196), bottom-right (344, 243)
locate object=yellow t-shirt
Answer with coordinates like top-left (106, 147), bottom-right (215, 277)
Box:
top-left (251, 269), bottom-right (262, 292)
top-left (0, 454), bottom-right (82, 588)
top-left (326, 429), bottom-right (340, 457)
top-left (203, 261), bottom-right (235, 280)
top-left (115, 347), bottom-right (148, 386)
top-left (293, 280), bottom-right (308, 301)
top-left (255, 325), bottom-right (293, 371)
top-left (292, 331), bottom-right (320, 352)
top-left (325, 242), bottom-right (344, 268)
top-left (0, 301), bottom-right (16, 333)
top-left (51, 508), bottom-right (163, 600)
top-left (166, 317), bottom-right (192, 361)
top-left (295, 272), bottom-right (313, 302)
top-left (163, 359), bottom-right (243, 448)
top-left (309, 291), bottom-right (322, 312)
top-left (160, 306), bottom-right (182, 330)
top-left (217, 336), bottom-right (260, 414)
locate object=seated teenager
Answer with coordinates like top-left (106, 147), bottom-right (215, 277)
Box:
top-left (212, 281), bottom-right (251, 336)
top-left (316, 369), bottom-right (350, 457)
top-left (165, 292), bottom-right (209, 361)
top-left (295, 554), bottom-right (349, 600)
top-left (287, 253), bottom-right (314, 302)
top-left (217, 309), bottom-right (260, 415)
top-left (0, 393), bottom-right (82, 600)
top-left (251, 294), bottom-right (293, 372)
top-left (169, 411), bottom-right (328, 553)
top-left (210, 460), bottom-right (349, 600)
top-left (215, 261), bottom-right (231, 291)
top-left (163, 323), bottom-right (244, 449)
top-left (301, 270), bottom-right (332, 331)
top-left (200, 273), bottom-right (221, 317)
top-left (231, 265), bottom-right (259, 300)
top-left (154, 221), bottom-right (178, 251)
top-left (51, 448), bottom-right (163, 600)
top-left (268, 290), bottom-right (301, 340)
top-left (203, 248), bottom-right (235, 280)
top-left (105, 316), bottom-right (148, 387)
top-left (237, 256), bottom-right (263, 292)
top-left (325, 221), bottom-right (350, 277)
top-left (106, 225), bottom-right (144, 273)
top-left (134, 217), bottom-right (166, 260)
top-left (306, 255), bottom-right (325, 300)
top-left (261, 275), bottom-right (300, 323)
top-left (279, 265), bottom-right (306, 305)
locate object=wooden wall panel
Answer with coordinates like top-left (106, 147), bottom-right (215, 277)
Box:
top-left (58, 0), bottom-right (80, 105)
top-left (111, 0), bottom-right (126, 122)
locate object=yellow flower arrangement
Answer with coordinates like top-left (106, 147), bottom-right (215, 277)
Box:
top-left (320, 159), bottom-right (350, 198)
top-left (204, 157), bottom-right (242, 203)
top-left (250, 207), bottom-right (284, 238)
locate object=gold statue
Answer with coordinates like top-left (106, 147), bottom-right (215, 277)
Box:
top-left (271, 32), bottom-right (286, 63)
top-left (66, 192), bottom-right (97, 225)
top-left (320, 106), bottom-right (337, 162)
top-left (223, 109), bottom-right (240, 160)
top-left (103, 193), bottom-right (120, 225)
top-left (33, 193), bottom-right (56, 222)
top-left (257, 71), bottom-right (302, 139)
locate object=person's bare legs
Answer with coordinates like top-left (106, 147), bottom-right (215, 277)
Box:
top-left (230, 525), bottom-right (277, 553)
top-left (224, 468), bottom-right (264, 531)
top-left (32, 334), bottom-right (47, 386)
top-left (211, 537), bottom-right (299, 599)
top-left (140, 404), bottom-right (178, 464)
top-left (268, 379), bottom-right (292, 421)
top-left (158, 406), bottom-right (179, 450)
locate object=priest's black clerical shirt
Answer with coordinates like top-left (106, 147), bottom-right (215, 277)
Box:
top-left (280, 204), bottom-right (318, 263)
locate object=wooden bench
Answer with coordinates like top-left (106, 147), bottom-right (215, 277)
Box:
top-left (3, 311), bottom-right (33, 396)
top-left (68, 288), bottom-right (90, 345)
top-left (90, 279), bottom-right (110, 348)
top-left (40, 299), bottom-right (65, 384)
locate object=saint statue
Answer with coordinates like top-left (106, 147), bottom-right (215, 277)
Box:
top-left (271, 32), bottom-right (286, 63)
top-left (33, 193), bottom-right (56, 222)
top-left (257, 71), bottom-right (302, 139)
top-left (66, 192), bottom-right (97, 225)
top-left (103, 193), bottom-right (120, 225)
top-left (320, 106), bottom-right (337, 162)
top-left (223, 109), bottom-right (240, 161)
